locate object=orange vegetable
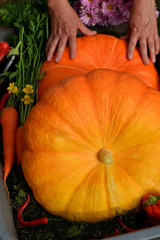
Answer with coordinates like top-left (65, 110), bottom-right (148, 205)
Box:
top-left (16, 126), bottom-right (24, 165)
top-left (21, 69), bottom-right (160, 222)
top-left (142, 193), bottom-right (160, 224)
top-left (0, 107), bottom-right (19, 185)
top-left (39, 34), bottom-right (159, 99)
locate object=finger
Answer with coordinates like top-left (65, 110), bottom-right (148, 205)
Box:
top-left (46, 35), bottom-right (54, 55)
top-left (127, 35), bottom-right (138, 60)
top-left (55, 37), bottom-right (68, 62)
top-left (147, 37), bottom-right (156, 63)
top-left (139, 38), bottom-right (149, 65)
top-left (68, 35), bottom-right (77, 59)
top-left (46, 37), bottom-right (59, 62)
top-left (79, 22), bottom-right (97, 36)
top-left (154, 33), bottom-right (160, 55)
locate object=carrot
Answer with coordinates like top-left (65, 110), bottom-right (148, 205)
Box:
top-left (16, 125), bottom-right (24, 165)
top-left (0, 107), bottom-right (19, 186)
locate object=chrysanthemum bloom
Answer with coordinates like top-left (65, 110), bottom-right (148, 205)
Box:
top-left (72, 0), bottom-right (159, 27)
top-left (79, 5), bottom-right (100, 26)
top-left (97, 12), bottom-right (109, 27)
top-left (116, 0), bottom-right (132, 23)
top-left (101, 0), bottom-right (117, 18)
top-left (101, 0), bottom-right (126, 26)
top-left (81, 0), bottom-right (100, 7)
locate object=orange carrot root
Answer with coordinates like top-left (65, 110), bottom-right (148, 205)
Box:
top-left (16, 125), bottom-right (24, 165)
top-left (0, 107), bottom-right (19, 185)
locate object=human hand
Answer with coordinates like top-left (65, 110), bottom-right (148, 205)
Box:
top-left (46, 0), bottom-right (97, 62)
top-left (121, 0), bottom-right (159, 65)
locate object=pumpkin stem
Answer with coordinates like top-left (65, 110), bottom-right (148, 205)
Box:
top-left (98, 148), bottom-right (113, 165)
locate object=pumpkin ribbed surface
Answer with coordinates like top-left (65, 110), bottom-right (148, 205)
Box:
top-left (22, 69), bottom-right (160, 222)
top-left (39, 34), bottom-right (159, 99)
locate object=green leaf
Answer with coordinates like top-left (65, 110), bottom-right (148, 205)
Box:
top-left (18, 189), bottom-right (26, 198)
top-left (67, 225), bottom-right (80, 237)
top-left (0, 8), bottom-right (9, 15)
top-left (13, 185), bottom-right (18, 190)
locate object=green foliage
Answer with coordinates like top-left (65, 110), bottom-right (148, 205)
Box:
top-left (0, 0), bottom-right (48, 27)
top-left (0, 0), bottom-right (49, 125)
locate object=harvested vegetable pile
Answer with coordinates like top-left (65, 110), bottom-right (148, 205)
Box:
top-left (0, 0), bottom-right (160, 240)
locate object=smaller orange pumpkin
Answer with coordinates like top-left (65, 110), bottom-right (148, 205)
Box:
top-left (39, 34), bottom-right (159, 99)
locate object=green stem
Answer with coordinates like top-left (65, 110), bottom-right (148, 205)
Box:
top-left (23, 104), bottom-right (28, 125)
top-left (22, 16), bottom-right (46, 55)
top-left (7, 40), bottom-right (21, 57)
top-left (143, 195), bottom-right (159, 207)
top-left (21, 28), bottom-right (25, 86)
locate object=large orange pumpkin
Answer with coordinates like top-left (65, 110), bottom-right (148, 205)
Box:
top-left (22, 69), bottom-right (160, 222)
top-left (39, 34), bottom-right (159, 99)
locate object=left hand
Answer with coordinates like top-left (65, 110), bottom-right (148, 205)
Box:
top-left (121, 0), bottom-right (159, 65)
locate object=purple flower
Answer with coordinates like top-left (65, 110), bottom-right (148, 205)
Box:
top-left (101, 0), bottom-right (123, 26)
top-left (81, 0), bottom-right (100, 8)
top-left (72, 0), bottom-right (159, 27)
top-left (155, 6), bottom-right (159, 18)
top-left (79, 5), bottom-right (100, 26)
top-left (115, 0), bottom-right (132, 22)
top-left (101, 0), bottom-right (117, 18)
top-left (98, 15), bottom-right (109, 27)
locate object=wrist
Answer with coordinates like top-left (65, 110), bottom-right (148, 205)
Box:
top-left (47, 0), bottom-right (68, 9)
top-left (131, 0), bottom-right (155, 12)
top-left (132, 0), bottom-right (155, 3)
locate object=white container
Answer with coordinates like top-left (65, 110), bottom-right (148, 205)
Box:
top-left (0, 168), bottom-right (18, 240)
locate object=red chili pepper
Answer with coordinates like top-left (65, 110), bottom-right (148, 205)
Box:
top-left (142, 193), bottom-right (160, 224)
top-left (116, 217), bottom-right (137, 232)
top-left (113, 228), bottom-right (120, 235)
top-left (0, 91), bottom-right (10, 111)
top-left (0, 41), bottom-right (10, 63)
top-left (105, 228), bottom-right (120, 238)
top-left (17, 194), bottom-right (48, 226)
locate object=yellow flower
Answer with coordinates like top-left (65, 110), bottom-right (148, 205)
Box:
top-left (22, 84), bottom-right (34, 94)
top-left (7, 82), bottom-right (18, 94)
top-left (21, 94), bottom-right (33, 105)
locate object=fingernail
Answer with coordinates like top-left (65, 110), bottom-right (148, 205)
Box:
top-left (47, 56), bottom-right (51, 61)
top-left (127, 55), bottom-right (132, 60)
top-left (152, 57), bottom-right (156, 63)
top-left (55, 57), bottom-right (59, 62)
top-left (71, 53), bottom-right (75, 59)
top-left (144, 59), bottom-right (149, 65)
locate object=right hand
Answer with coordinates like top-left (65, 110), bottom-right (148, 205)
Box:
top-left (46, 0), bottom-right (97, 62)
top-left (121, 0), bottom-right (159, 65)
